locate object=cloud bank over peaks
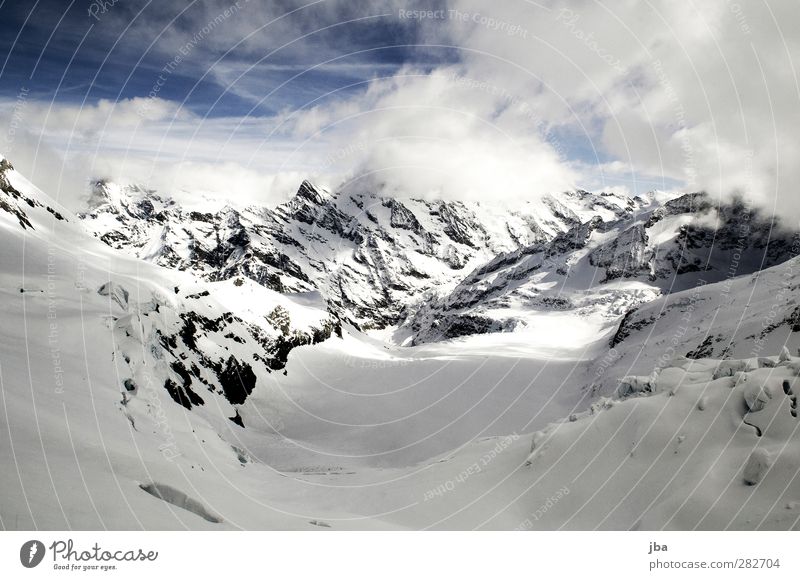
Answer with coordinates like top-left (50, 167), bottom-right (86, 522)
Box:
top-left (308, 0), bottom-right (799, 222)
top-left (1, 0), bottom-right (798, 225)
top-left (290, 66), bottom-right (578, 202)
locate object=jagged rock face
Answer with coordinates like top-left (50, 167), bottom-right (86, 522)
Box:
top-left (670, 198), bottom-right (792, 270)
top-left (1, 154), bottom-right (342, 431)
top-left (1, 158), bottom-right (67, 229)
top-left (401, 215), bottom-right (628, 344)
top-left (591, 193), bottom-right (794, 283)
top-left (650, 191), bottom-right (712, 218)
top-left (79, 177), bottom-right (796, 345)
top-left (585, 192), bottom-right (796, 286)
top-left (589, 224), bottom-right (653, 281)
top-left (133, 294), bottom-right (340, 413)
top-left (384, 198), bottom-right (422, 232)
top-left (80, 180), bottom-right (635, 329)
top-left (402, 193), bottom-right (799, 345)
top-left (105, 278), bottom-right (342, 424)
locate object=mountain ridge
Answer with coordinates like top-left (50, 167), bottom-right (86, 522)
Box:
top-left (3, 152), bottom-right (800, 530)
top-left (78, 177), bottom-right (652, 331)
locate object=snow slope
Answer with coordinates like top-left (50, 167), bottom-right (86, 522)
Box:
top-left (402, 192), bottom-right (797, 345)
top-left (3, 153), bottom-right (800, 530)
top-left (597, 252), bottom-right (800, 395)
top-left (0, 156), bottom-right (371, 529)
top-left (79, 179), bottom-right (646, 330)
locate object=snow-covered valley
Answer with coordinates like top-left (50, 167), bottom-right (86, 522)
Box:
top-left (2, 154), bottom-right (800, 530)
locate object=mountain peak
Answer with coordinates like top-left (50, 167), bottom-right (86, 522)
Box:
top-left (84, 180), bottom-right (173, 216)
top-left (296, 180), bottom-right (328, 204)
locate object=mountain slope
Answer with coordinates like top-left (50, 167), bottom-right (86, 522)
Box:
top-left (4, 153), bottom-right (800, 531)
top-left (513, 353), bottom-right (800, 530)
top-left (79, 180), bottom-right (646, 330)
top-left (0, 156), bottom-right (361, 529)
top-left (401, 192), bottom-right (797, 344)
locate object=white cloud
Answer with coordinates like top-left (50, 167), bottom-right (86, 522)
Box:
top-left (289, 66), bottom-right (577, 201)
top-left (0, 97), bottom-right (313, 209)
top-left (283, 0), bottom-right (800, 222)
top-left (2, 0), bottom-right (799, 225)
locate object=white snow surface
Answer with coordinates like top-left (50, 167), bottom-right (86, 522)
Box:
top-left (2, 156), bottom-right (800, 530)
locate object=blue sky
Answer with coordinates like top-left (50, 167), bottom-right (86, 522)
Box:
top-left (0, 1), bottom-right (437, 115)
top-left (0, 0), bottom-right (797, 220)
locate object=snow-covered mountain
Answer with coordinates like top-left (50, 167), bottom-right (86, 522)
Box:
top-left (401, 192), bottom-right (797, 344)
top-left (3, 153), bottom-right (800, 530)
top-left (79, 179), bottom-right (646, 330)
top-left (79, 180), bottom-right (796, 349)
